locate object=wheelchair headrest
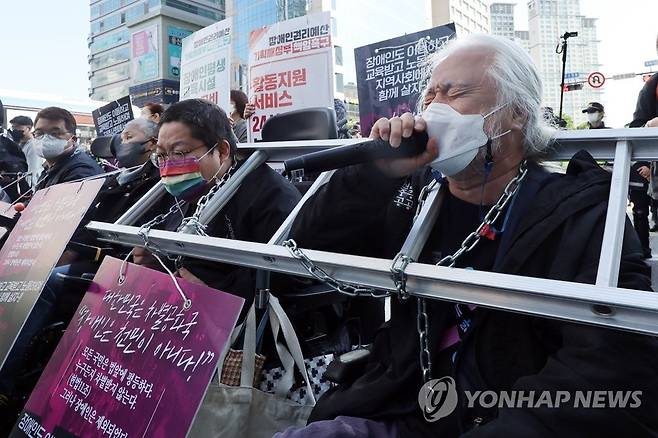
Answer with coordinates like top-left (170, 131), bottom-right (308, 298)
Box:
top-left (91, 134), bottom-right (122, 159)
top-left (261, 107), bottom-right (338, 142)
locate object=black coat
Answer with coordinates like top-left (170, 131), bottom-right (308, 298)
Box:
top-left (72, 162), bottom-right (161, 258)
top-left (290, 152), bottom-right (658, 437)
top-left (34, 148), bottom-right (104, 191)
top-left (630, 72), bottom-right (658, 128)
top-left (146, 162), bottom-right (301, 307)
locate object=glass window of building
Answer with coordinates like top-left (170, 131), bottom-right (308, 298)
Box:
top-left (91, 64), bottom-right (130, 88)
top-left (91, 29), bottom-right (129, 54)
top-left (90, 46), bottom-right (130, 70)
top-left (334, 46), bottom-right (343, 66)
top-left (335, 72), bottom-right (344, 93)
top-left (125, 2), bottom-right (146, 22)
top-left (162, 0), bottom-right (222, 20)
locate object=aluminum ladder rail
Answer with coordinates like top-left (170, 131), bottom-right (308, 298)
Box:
top-left (87, 128), bottom-right (658, 336)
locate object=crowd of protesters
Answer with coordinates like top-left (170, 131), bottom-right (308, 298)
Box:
top-left (0, 32), bottom-right (657, 438)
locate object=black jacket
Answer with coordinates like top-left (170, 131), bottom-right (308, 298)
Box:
top-left (72, 162), bottom-right (161, 259)
top-left (290, 152), bottom-right (658, 437)
top-left (145, 162), bottom-right (301, 306)
top-left (34, 148), bottom-right (104, 191)
top-left (630, 72), bottom-right (658, 128)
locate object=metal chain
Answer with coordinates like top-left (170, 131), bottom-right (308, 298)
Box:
top-left (283, 239), bottom-right (392, 298)
top-left (137, 161), bottom-right (238, 265)
top-left (177, 161), bottom-right (237, 235)
top-left (416, 160), bottom-right (528, 383)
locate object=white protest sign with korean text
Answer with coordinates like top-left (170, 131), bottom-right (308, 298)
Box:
top-left (180, 18), bottom-right (232, 114)
top-left (248, 11), bottom-right (334, 141)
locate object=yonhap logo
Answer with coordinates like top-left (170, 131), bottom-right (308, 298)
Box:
top-left (418, 377), bottom-right (643, 423)
top-left (418, 376), bottom-right (459, 422)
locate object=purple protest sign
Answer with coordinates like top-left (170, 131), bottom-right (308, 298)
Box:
top-left (0, 179), bottom-right (105, 370)
top-left (354, 24), bottom-right (456, 136)
top-left (11, 256), bottom-right (244, 438)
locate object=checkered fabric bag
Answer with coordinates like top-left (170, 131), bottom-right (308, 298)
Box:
top-left (259, 353), bottom-right (334, 403)
top-left (220, 349), bottom-right (266, 387)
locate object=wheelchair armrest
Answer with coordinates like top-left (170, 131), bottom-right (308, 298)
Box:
top-left (55, 272), bottom-right (94, 289)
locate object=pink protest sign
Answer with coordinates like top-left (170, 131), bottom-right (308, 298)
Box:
top-left (12, 256), bottom-right (244, 438)
top-left (0, 179), bottom-right (105, 370)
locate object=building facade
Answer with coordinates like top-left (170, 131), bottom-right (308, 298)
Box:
top-left (514, 30), bottom-right (530, 52)
top-left (430, 0), bottom-right (490, 35)
top-left (88, 0), bottom-right (224, 103)
top-left (528, 0), bottom-right (601, 125)
top-left (227, 0), bottom-right (344, 99)
top-left (490, 2), bottom-right (515, 39)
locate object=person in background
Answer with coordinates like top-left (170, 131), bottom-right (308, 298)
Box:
top-left (32, 107), bottom-right (104, 266)
top-left (140, 102), bottom-right (164, 124)
top-left (0, 99), bottom-right (28, 201)
top-left (582, 101), bottom-right (608, 129)
top-left (33, 107), bottom-right (103, 191)
top-left (334, 99), bottom-right (350, 139)
top-left (629, 33), bottom-right (658, 253)
top-left (9, 115), bottom-right (44, 187)
top-left (230, 89), bottom-right (249, 143)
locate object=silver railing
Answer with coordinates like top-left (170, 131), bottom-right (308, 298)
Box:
top-left (87, 128), bottom-right (658, 336)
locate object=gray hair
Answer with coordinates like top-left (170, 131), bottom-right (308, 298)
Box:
top-left (125, 118), bottom-right (159, 139)
top-left (422, 34), bottom-right (554, 158)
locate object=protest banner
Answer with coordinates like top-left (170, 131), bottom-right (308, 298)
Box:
top-left (92, 96), bottom-right (134, 137)
top-left (248, 11), bottom-right (334, 141)
top-left (11, 257), bottom-right (244, 438)
top-left (180, 18), bottom-right (232, 113)
top-left (354, 24), bottom-right (456, 136)
top-left (131, 25), bottom-right (160, 84)
top-left (0, 179), bottom-right (105, 370)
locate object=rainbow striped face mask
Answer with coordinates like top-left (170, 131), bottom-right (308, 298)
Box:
top-left (159, 145), bottom-right (216, 201)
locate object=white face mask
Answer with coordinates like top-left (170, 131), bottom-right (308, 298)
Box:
top-left (34, 134), bottom-right (71, 159)
top-left (587, 112), bottom-right (602, 124)
top-left (423, 102), bottom-right (511, 176)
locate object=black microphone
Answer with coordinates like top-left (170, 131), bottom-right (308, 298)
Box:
top-left (284, 132), bottom-right (429, 174)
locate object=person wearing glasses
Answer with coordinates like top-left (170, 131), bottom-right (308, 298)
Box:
top-left (32, 107), bottom-right (103, 192)
top-left (132, 98), bottom-right (301, 312)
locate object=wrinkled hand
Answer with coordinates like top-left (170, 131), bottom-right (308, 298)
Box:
top-left (177, 267), bottom-right (207, 286)
top-left (244, 103), bottom-right (256, 119)
top-left (132, 246), bottom-right (158, 269)
top-left (639, 165), bottom-right (651, 181)
top-left (645, 117), bottom-right (658, 128)
top-left (370, 112), bottom-right (438, 178)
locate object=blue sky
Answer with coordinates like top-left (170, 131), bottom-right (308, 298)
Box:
top-left (1, 0), bottom-right (657, 128)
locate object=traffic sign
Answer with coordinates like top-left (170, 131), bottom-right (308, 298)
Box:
top-left (565, 72), bottom-right (580, 80)
top-left (645, 59), bottom-right (658, 67)
top-left (588, 71), bottom-right (605, 88)
top-left (611, 72), bottom-right (636, 80)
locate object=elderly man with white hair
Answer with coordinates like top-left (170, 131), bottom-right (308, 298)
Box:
top-left (283, 34), bottom-right (658, 437)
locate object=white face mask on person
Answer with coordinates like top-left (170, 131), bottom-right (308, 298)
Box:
top-left (34, 134), bottom-right (72, 159)
top-left (422, 102), bottom-right (511, 176)
top-left (587, 112), bottom-right (603, 124)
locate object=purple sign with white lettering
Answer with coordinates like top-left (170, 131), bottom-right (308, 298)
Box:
top-left (0, 179), bottom-right (105, 370)
top-left (11, 256), bottom-right (244, 438)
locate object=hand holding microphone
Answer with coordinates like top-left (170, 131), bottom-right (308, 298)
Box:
top-left (370, 113), bottom-right (438, 178)
top-left (282, 112), bottom-right (438, 176)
